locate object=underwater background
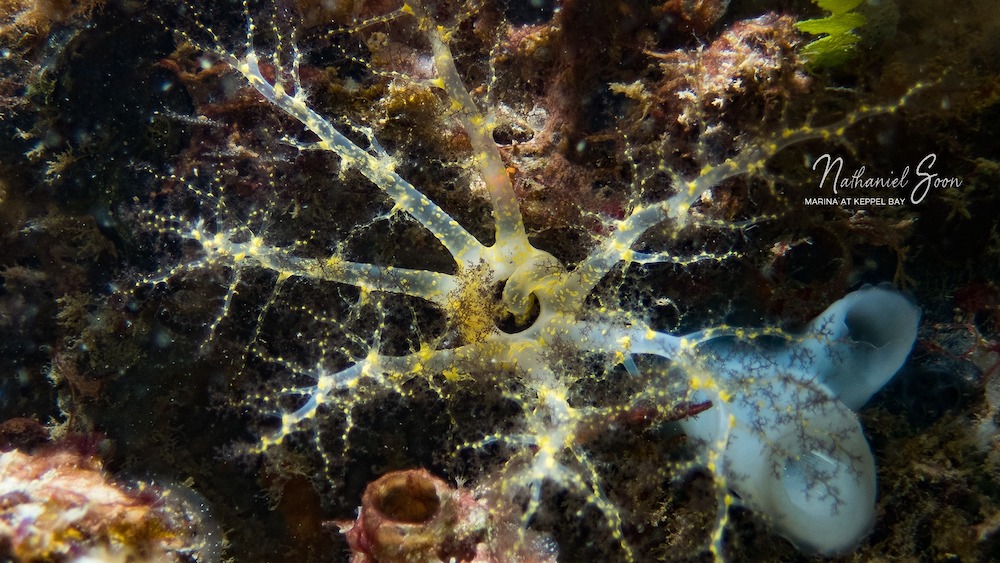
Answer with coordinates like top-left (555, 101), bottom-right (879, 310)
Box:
top-left (1, 0), bottom-right (999, 561)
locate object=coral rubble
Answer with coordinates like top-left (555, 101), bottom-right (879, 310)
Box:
top-left (0, 436), bottom-right (220, 562)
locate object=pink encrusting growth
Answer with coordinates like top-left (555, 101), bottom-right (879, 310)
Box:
top-left (143, 1), bottom-right (927, 560)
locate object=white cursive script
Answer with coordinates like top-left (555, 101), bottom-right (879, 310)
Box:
top-left (812, 153), bottom-right (961, 204)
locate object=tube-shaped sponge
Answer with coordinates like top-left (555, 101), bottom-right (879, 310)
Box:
top-left (809, 285), bottom-right (921, 409)
top-left (679, 286), bottom-right (920, 554)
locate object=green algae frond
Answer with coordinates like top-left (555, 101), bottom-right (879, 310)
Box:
top-left (796, 0), bottom-right (868, 69)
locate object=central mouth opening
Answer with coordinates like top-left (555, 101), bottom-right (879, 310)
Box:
top-left (493, 280), bottom-right (541, 334)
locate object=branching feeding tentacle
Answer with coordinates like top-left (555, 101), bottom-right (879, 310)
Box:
top-left (228, 51), bottom-right (488, 264)
top-left (565, 80), bottom-right (933, 299)
top-left (406, 1), bottom-right (530, 255)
